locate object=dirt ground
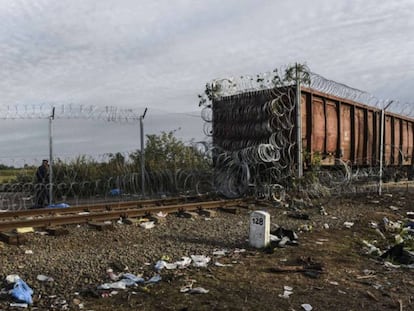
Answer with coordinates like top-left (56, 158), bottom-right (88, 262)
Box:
top-left (78, 188), bottom-right (414, 311)
top-left (1, 186), bottom-right (413, 311)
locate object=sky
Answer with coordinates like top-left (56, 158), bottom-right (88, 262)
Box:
top-left (1, 0), bottom-right (414, 165)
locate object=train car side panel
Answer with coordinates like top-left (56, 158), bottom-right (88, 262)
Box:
top-left (385, 116), bottom-right (392, 165)
top-left (355, 108), bottom-right (365, 165)
top-left (408, 122), bottom-right (413, 165)
top-left (393, 118), bottom-right (401, 165)
top-left (340, 104), bottom-right (352, 162)
top-left (326, 100), bottom-right (338, 154)
top-left (312, 97), bottom-right (325, 154)
top-left (367, 111), bottom-right (374, 165)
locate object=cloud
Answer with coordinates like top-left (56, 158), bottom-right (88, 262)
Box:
top-left (0, 0), bottom-right (414, 162)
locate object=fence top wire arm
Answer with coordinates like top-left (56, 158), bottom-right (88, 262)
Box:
top-left (0, 103), bottom-right (145, 122)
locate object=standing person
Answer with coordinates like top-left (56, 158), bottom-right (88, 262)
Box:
top-left (34, 159), bottom-right (49, 208)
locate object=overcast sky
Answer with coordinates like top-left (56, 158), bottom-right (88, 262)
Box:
top-left (1, 0), bottom-right (414, 165)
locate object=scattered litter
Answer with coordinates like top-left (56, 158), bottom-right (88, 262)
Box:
top-left (9, 303), bottom-right (28, 308)
top-left (24, 250), bottom-right (33, 255)
top-left (384, 261), bottom-right (400, 269)
top-left (156, 212), bottom-right (167, 218)
top-left (320, 206), bottom-right (328, 216)
top-left (15, 227), bottom-right (34, 234)
top-left (389, 205), bottom-right (399, 211)
top-left (270, 227), bottom-right (298, 247)
top-left (383, 217), bottom-right (401, 232)
top-left (36, 274), bottom-right (54, 282)
top-left (343, 221), bottom-right (354, 229)
top-left (48, 203), bottom-right (70, 208)
top-left (298, 224), bottom-right (312, 232)
top-left (109, 188), bottom-right (121, 196)
top-left (234, 249), bottom-right (246, 254)
top-left (394, 234), bottom-right (404, 244)
top-left (98, 281), bottom-right (127, 290)
top-left (10, 277), bottom-right (33, 304)
top-left (301, 304), bottom-right (313, 311)
top-left (146, 274), bottom-right (162, 284)
top-left (369, 222), bottom-right (378, 229)
top-left (77, 212), bottom-right (90, 215)
top-left (175, 257), bottom-right (192, 269)
top-left (361, 240), bottom-right (382, 256)
top-left (375, 228), bottom-right (386, 240)
top-left (270, 234), bottom-right (280, 242)
top-left (155, 260), bottom-right (178, 271)
top-left (6, 275), bottom-right (21, 284)
top-left (180, 280), bottom-right (196, 293)
top-left (372, 284), bottom-right (382, 290)
top-left (323, 223), bottom-right (330, 229)
top-left (181, 287), bottom-right (209, 294)
top-left (278, 236), bottom-right (291, 247)
top-left (140, 221), bottom-right (155, 229)
top-left (155, 257), bottom-right (192, 270)
top-left (213, 249), bottom-right (228, 256)
top-left (278, 286), bottom-right (293, 299)
top-left (191, 255), bottom-right (211, 268)
top-left (329, 281), bottom-right (339, 286)
top-left (214, 262), bottom-right (233, 267)
top-left (106, 268), bottom-right (120, 281)
top-left (363, 269), bottom-right (375, 275)
top-left (122, 273), bottom-right (144, 284)
top-left (161, 255), bottom-right (170, 261)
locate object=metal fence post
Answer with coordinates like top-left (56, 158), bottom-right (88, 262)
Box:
top-left (140, 108), bottom-right (148, 197)
top-left (296, 63), bottom-right (303, 178)
top-left (379, 100), bottom-right (394, 196)
top-left (49, 107), bottom-right (55, 206)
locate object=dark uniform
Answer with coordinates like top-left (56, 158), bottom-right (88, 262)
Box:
top-left (34, 160), bottom-right (49, 208)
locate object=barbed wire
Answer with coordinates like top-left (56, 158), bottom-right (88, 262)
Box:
top-left (0, 141), bottom-right (215, 210)
top-left (0, 103), bottom-right (143, 122)
top-left (202, 66), bottom-right (414, 117)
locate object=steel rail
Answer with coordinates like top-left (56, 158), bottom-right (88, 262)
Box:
top-left (0, 199), bottom-right (243, 231)
top-left (0, 195), bottom-right (206, 219)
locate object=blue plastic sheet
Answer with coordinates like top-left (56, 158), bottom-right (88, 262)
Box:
top-left (110, 188), bottom-right (121, 196)
top-left (10, 279), bottom-right (33, 304)
top-left (48, 203), bottom-right (70, 208)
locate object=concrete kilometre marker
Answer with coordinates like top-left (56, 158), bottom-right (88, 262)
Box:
top-left (249, 211), bottom-right (270, 248)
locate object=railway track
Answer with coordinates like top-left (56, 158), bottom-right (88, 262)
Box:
top-left (0, 197), bottom-right (245, 232)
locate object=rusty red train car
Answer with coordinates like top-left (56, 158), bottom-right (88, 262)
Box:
top-left (300, 87), bottom-right (414, 170)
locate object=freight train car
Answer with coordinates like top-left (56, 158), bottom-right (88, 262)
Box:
top-left (211, 83), bottom-right (414, 194)
top-left (300, 87), bottom-right (414, 178)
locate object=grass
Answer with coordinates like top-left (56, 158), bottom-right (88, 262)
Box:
top-left (0, 168), bottom-right (34, 183)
